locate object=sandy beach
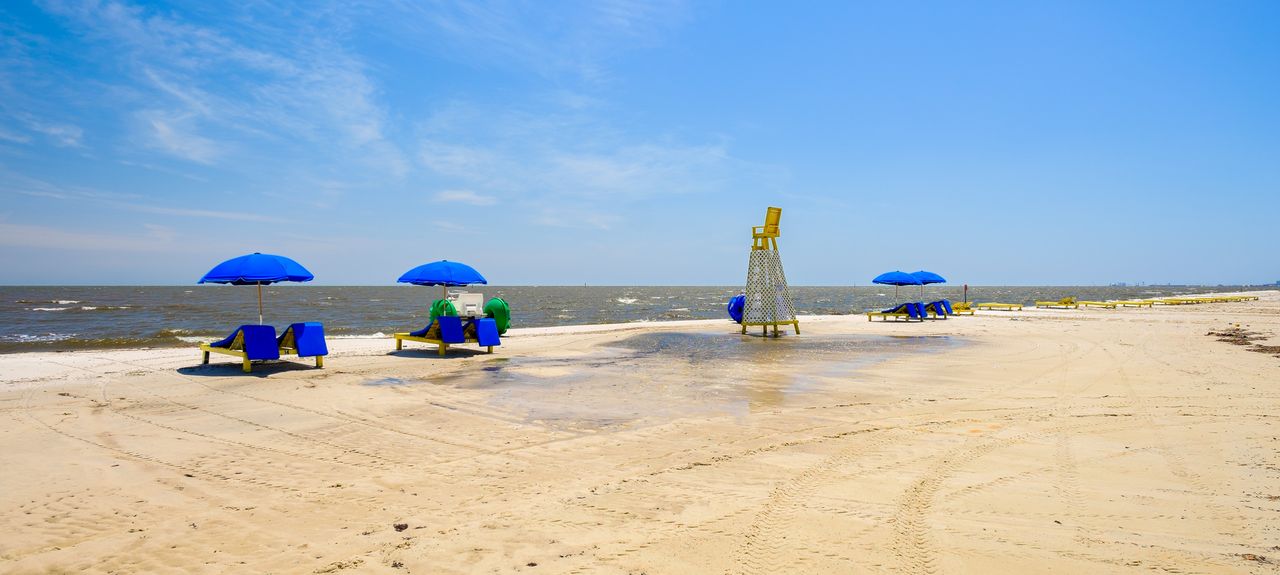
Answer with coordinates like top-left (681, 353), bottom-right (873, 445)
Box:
top-left (2, 291), bottom-right (1277, 574)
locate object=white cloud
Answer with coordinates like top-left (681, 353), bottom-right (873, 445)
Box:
top-left (434, 190), bottom-right (496, 206)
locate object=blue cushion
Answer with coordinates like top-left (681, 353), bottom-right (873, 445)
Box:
top-left (941, 299), bottom-right (954, 315)
top-left (436, 315), bottom-right (466, 344)
top-left (409, 320), bottom-right (433, 338)
top-left (476, 318), bottom-right (501, 347)
top-left (908, 302), bottom-right (925, 319)
top-left (284, 322), bottom-right (327, 357)
top-left (241, 324), bottom-right (280, 360)
top-left (209, 325), bottom-right (246, 349)
top-left (210, 324), bottom-right (279, 360)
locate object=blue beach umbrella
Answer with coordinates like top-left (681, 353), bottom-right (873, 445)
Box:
top-left (397, 260), bottom-right (488, 300)
top-left (199, 252), bottom-right (315, 325)
top-left (872, 270), bottom-right (922, 298)
top-left (910, 270), bottom-right (947, 299)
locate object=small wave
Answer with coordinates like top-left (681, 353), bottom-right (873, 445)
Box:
top-left (55, 300), bottom-right (81, 305)
top-left (0, 333), bottom-right (77, 343)
top-left (669, 307), bottom-right (691, 312)
top-left (80, 306), bottom-right (130, 311)
top-left (30, 307), bottom-right (70, 312)
top-left (616, 298), bottom-right (638, 304)
top-left (330, 332), bottom-right (388, 339)
top-left (556, 314), bottom-right (575, 319)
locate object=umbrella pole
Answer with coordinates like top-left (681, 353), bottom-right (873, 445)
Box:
top-left (442, 285), bottom-right (447, 302)
top-left (257, 282), bottom-right (263, 325)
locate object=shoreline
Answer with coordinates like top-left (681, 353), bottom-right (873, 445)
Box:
top-left (2, 286), bottom-right (1274, 355)
top-left (1, 291), bottom-right (1277, 573)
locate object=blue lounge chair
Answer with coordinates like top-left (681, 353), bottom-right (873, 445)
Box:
top-left (476, 318), bottom-right (501, 350)
top-left (924, 300), bottom-right (950, 319)
top-left (278, 322), bottom-right (327, 368)
top-left (866, 302), bottom-right (925, 322)
top-left (940, 299), bottom-right (954, 315)
top-left (200, 324), bottom-right (279, 372)
top-left (394, 315), bottom-right (497, 356)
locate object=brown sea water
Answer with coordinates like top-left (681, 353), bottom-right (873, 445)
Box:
top-left (0, 285), bottom-right (1266, 353)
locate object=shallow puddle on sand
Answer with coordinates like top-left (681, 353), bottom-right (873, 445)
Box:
top-left (447, 332), bottom-right (963, 430)
top-left (362, 376), bottom-right (430, 386)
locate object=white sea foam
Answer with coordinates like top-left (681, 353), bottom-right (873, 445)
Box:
top-left (31, 307), bottom-right (69, 312)
top-left (55, 300), bottom-right (80, 304)
top-left (1, 333), bottom-right (76, 343)
top-left (616, 298), bottom-right (638, 304)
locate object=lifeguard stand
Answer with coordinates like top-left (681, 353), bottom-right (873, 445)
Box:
top-left (742, 206), bottom-right (799, 337)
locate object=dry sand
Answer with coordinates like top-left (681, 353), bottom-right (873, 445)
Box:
top-left (2, 291), bottom-right (1278, 574)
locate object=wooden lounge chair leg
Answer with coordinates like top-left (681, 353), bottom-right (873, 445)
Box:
top-left (242, 358), bottom-right (251, 373)
top-left (438, 344), bottom-right (446, 357)
top-left (487, 346), bottom-right (493, 353)
top-left (793, 322), bottom-right (799, 335)
top-left (396, 338), bottom-right (403, 351)
top-left (202, 350), bottom-right (209, 365)
top-left (315, 356), bottom-right (323, 368)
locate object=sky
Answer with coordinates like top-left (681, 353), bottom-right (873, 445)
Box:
top-left (1, 0), bottom-right (1277, 286)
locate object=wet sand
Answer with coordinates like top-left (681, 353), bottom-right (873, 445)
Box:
top-left (1, 291), bottom-right (1278, 573)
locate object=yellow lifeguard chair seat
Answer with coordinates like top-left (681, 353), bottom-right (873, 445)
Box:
top-left (752, 207), bottom-right (781, 239)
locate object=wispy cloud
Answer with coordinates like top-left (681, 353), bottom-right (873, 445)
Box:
top-left (24, 118), bottom-right (83, 147)
top-left (0, 128), bottom-right (31, 144)
top-left (0, 169), bottom-right (285, 222)
top-left (415, 103), bottom-right (743, 229)
top-left (138, 110), bottom-right (219, 163)
top-left (36, 0), bottom-right (406, 174)
top-left (434, 190), bottom-right (496, 206)
top-left (376, 0), bottom-right (690, 83)
top-left (0, 222), bottom-right (183, 252)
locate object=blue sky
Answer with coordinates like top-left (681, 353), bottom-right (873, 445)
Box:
top-left (1, 0), bottom-right (1277, 286)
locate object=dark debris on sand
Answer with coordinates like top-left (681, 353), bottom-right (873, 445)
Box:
top-left (1206, 326), bottom-right (1280, 359)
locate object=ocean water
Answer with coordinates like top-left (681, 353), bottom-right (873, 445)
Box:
top-left (0, 285), bottom-right (1266, 353)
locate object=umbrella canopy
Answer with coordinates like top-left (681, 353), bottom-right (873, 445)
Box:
top-left (199, 252), bottom-right (314, 285)
top-left (909, 270), bottom-right (947, 299)
top-left (199, 253), bottom-right (314, 325)
top-left (872, 271), bottom-right (923, 286)
top-left (872, 270), bottom-right (922, 299)
top-left (909, 270), bottom-right (946, 285)
top-left (398, 260), bottom-right (487, 300)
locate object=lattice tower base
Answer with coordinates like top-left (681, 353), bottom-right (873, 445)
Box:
top-left (742, 249), bottom-right (799, 336)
